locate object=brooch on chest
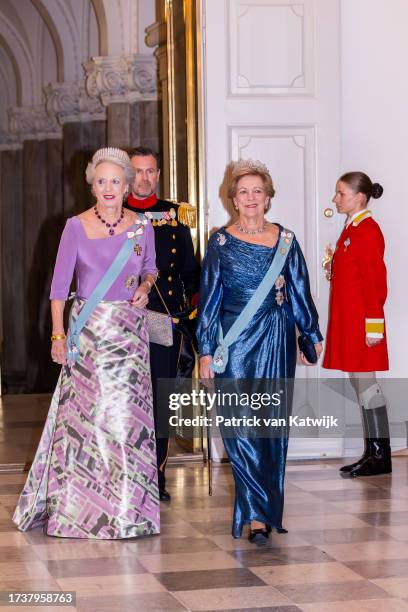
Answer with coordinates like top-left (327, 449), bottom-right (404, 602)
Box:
top-left (125, 275), bottom-right (137, 289)
top-left (216, 232), bottom-right (227, 246)
top-left (275, 275), bottom-right (286, 306)
top-left (343, 237), bottom-right (351, 252)
top-left (281, 230), bottom-right (293, 245)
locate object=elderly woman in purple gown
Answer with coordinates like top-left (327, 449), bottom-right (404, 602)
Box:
top-left (13, 147), bottom-right (160, 539)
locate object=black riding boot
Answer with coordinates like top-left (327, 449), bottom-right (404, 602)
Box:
top-left (340, 408), bottom-right (369, 473)
top-left (349, 406), bottom-right (392, 477)
top-left (349, 439), bottom-right (392, 476)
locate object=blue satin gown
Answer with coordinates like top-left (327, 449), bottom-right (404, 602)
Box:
top-left (197, 226), bottom-right (323, 537)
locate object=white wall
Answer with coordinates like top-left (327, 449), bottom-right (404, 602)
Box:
top-left (138, 0), bottom-right (156, 54)
top-left (201, 0), bottom-right (407, 456)
top-left (341, 0), bottom-right (408, 378)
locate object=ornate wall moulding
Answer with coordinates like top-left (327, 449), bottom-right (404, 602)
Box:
top-left (8, 106), bottom-right (62, 141)
top-left (84, 54), bottom-right (158, 106)
top-left (44, 81), bottom-right (106, 124)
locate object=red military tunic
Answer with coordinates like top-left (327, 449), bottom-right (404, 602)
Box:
top-left (323, 210), bottom-right (389, 372)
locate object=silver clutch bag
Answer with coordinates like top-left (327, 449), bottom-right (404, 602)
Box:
top-left (146, 309), bottom-right (173, 346)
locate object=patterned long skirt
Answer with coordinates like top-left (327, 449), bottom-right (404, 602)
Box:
top-left (13, 300), bottom-right (160, 539)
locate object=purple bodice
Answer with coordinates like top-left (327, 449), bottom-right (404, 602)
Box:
top-left (50, 216), bottom-right (157, 301)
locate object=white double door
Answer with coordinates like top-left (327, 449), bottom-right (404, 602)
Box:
top-left (200, 0), bottom-right (345, 458)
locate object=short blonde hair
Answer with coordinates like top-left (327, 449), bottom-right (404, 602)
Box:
top-left (85, 147), bottom-right (136, 187)
top-left (227, 159), bottom-right (275, 212)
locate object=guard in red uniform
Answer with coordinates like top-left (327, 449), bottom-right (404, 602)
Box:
top-left (323, 171), bottom-right (391, 477)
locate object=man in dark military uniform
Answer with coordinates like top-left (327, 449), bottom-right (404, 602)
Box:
top-left (124, 147), bottom-right (199, 502)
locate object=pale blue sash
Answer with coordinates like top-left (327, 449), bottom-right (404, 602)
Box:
top-left (67, 223), bottom-right (139, 363)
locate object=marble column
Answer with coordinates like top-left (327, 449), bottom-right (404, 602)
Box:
top-left (22, 138), bottom-right (68, 392)
top-left (62, 120), bottom-right (106, 216)
top-left (146, 15), bottom-right (170, 195)
top-left (107, 100), bottom-right (161, 150)
top-left (0, 148), bottom-right (26, 392)
top-left (0, 107), bottom-right (62, 392)
top-left (23, 140), bottom-right (51, 391)
top-left (84, 54), bottom-right (159, 151)
top-left (130, 100), bottom-right (161, 151)
top-left (5, 106), bottom-right (63, 392)
top-left (107, 102), bottom-right (131, 148)
top-left (45, 80), bottom-right (107, 216)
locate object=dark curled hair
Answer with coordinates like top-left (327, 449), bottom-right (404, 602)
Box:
top-left (128, 146), bottom-right (160, 168)
top-left (340, 171), bottom-right (383, 202)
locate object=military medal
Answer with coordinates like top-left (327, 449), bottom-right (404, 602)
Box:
top-left (145, 208), bottom-right (179, 227)
top-left (130, 223), bottom-right (145, 255)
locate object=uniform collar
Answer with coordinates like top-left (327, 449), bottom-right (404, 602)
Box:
top-left (346, 209), bottom-right (372, 228)
top-left (128, 193), bottom-right (158, 210)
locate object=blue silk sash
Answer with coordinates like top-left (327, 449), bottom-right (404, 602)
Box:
top-left (211, 231), bottom-right (293, 374)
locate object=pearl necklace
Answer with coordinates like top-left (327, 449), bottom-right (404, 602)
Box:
top-left (94, 205), bottom-right (124, 236)
top-left (236, 221), bottom-right (267, 235)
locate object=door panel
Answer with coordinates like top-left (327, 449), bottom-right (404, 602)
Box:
top-left (200, 0), bottom-right (345, 457)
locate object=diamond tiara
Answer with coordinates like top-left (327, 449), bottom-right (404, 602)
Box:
top-left (92, 147), bottom-right (131, 165)
top-left (231, 158), bottom-right (270, 175)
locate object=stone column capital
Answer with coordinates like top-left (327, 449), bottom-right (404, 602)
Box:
top-left (84, 54), bottom-right (158, 106)
top-left (8, 106), bottom-right (62, 142)
top-left (44, 81), bottom-right (106, 124)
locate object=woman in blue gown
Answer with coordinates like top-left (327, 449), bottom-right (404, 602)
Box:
top-left (198, 159), bottom-right (323, 544)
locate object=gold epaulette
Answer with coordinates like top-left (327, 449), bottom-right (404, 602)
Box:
top-left (177, 202), bottom-right (197, 228)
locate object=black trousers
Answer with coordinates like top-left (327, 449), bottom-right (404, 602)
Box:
top-left (149, 331), bottom-right (182, 491)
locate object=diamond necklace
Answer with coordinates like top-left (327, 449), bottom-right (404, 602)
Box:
top-left (94, 205), bottom-right (124, 236)
top-left (235, 220), bottom-right (267, 235)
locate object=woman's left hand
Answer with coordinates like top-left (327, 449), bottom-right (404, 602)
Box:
top-left (300, 342), bottom-right (323, 366)
top-left (131, 284), bottom-right (149, 308)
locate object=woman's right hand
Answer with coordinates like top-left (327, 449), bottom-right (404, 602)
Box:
top-left (51, 339), bottom-right (67, 365)
top-left (200, 355), bottom-right (214, 380)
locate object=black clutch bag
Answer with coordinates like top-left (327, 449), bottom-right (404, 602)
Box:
top-left (298, 335), bottom-right (318, 364)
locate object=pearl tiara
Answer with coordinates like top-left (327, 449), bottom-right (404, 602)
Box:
top-left (92, 147), bottom-right (131, 166)
top-left (231, 158), bottom-right (270, 175)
